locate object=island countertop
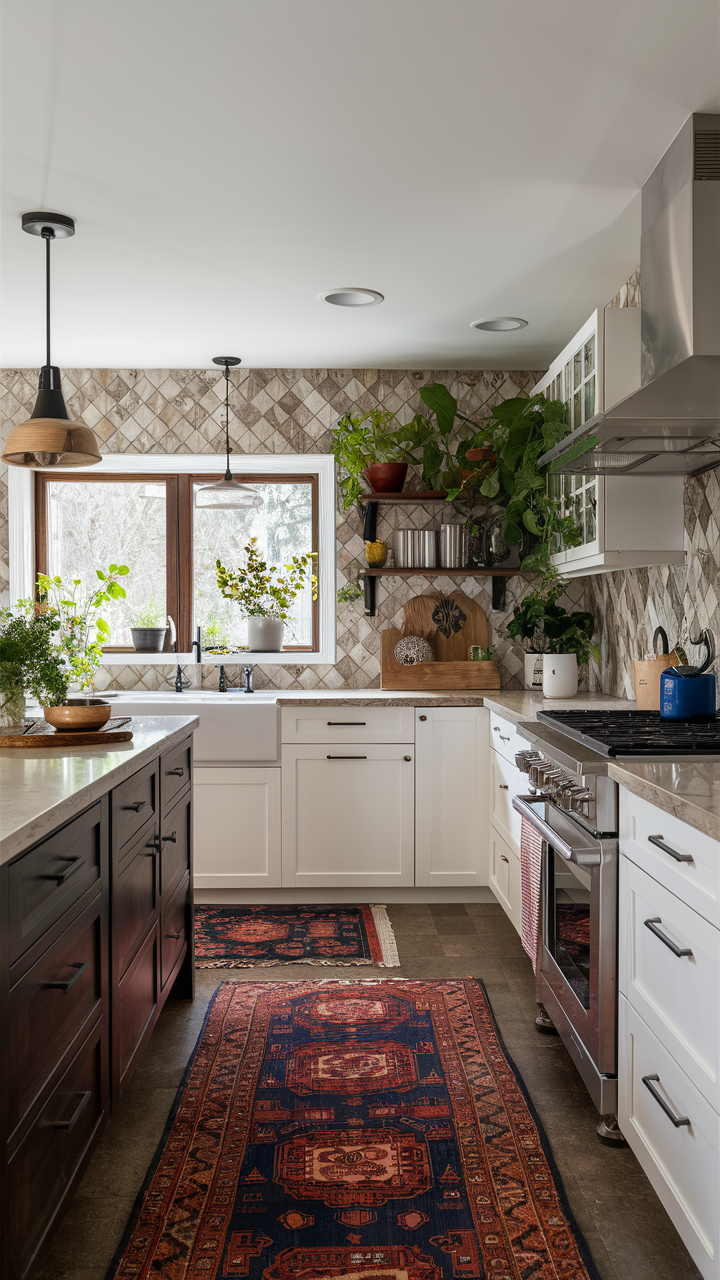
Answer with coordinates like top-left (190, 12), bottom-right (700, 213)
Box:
top-left (0, 715), bottom-right (199, 866)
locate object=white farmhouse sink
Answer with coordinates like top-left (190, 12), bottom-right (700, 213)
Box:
top-left (109, 692), bottom-right (280, 762)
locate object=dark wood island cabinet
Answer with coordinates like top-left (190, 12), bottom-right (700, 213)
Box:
top-left (0, 722), bottom-right (196, 1280)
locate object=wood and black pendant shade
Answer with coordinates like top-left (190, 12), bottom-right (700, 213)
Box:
top-left (1, 212), bottom-right (101, 468)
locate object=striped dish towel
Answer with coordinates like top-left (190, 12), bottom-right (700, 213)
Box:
top-left (520, 817), bottom-right (544, 972)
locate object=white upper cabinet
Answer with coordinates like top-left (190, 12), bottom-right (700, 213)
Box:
top-left (534, 308), bottom-right (685, 578)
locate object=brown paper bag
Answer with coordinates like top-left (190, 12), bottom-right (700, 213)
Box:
top-left (631, 652), bottom-right (678, 710)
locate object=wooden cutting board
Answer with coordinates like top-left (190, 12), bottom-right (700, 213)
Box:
top-left (0, 717), bottom-right (133, 748)
top-left (403, 591), bottom-right (490, 661)
top-left (381, 631), bottom-right (501, 690)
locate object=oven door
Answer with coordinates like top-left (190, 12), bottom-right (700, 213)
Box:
top-left (513, 793), bottom-right (618, 1077)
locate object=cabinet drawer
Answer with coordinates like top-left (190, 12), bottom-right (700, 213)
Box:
top-left (161, 738), bottom-right (192, 814)
top-left (281, 705), bottom-right (415, 744)
top-left (7, 1017), bottom-right (108, 1280)
top-left (8, 801), bottom-right (105, 965)
top-left (620, 789), bottom-right (720, 927)
top-left (161, 873), bottom-right (189, 989)
top-left (619, 997), bottom-right (719, 1279)
top-left (8, 897), bottom-right (104, 1139)
top-left (115, 924), bottom-right (158, 1091)
top-left (490, 748), bottom-right (525, 853)
top-left (160, 790), bottom-right (191, 901)
top-left (114, 832), bottom-right (158, 979)
top-left (488, 711), bottom-right (530, 766)
top-left (489, 828), bottom-right (521, 934)
top-left (620, 856), bottom-right (720, 1109)
top-left (112, 760), bottom-right (159, 853)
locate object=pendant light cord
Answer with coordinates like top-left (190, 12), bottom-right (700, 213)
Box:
top-left (42, 226), bottom-right (55, 367)
top-left (224, 361), bottom-right (232, 480)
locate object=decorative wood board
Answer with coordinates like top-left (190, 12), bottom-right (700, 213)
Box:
top-left (381, 630), bottom-right (501, 690)
top-left (0, 717), bottom-right (133, 749)
top-left (403, 591), bottom-right (490, 661)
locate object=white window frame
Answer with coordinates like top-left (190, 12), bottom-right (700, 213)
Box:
top-left (9, 453), bottom-right (337, 665)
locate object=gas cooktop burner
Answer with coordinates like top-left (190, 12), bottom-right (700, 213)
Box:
top-left (537, 709), bottom-right (720, 757)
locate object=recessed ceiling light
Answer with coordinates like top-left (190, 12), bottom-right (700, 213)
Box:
top-left (319, 288), bottom-right (384, 307)
top-left (471, 316), bottom-right (528, 332)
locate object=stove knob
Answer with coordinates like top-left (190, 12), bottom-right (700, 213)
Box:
top-left (570, 788), bottom-right (594, 813)
top-left (516, 751), bottom-right (542, 773)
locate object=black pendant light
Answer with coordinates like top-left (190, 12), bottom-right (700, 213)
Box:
top-left (1, 212), bottom-right (101, 468)
top-left (195, 357), bottom-right (263, 509)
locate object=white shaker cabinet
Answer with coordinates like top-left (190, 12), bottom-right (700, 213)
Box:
top-left (281, 743), bottom-right (415, 888)
top-left (414, 706), bottom-right (489, 887)
top-left (193, 767), bottom-right (282, 888)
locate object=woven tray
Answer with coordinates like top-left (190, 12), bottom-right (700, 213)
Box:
top-left (0, 717), bottom-right (133, 748)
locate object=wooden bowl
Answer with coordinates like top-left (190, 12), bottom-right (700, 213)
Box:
top-left (44, 701), bottom-right (112, 733)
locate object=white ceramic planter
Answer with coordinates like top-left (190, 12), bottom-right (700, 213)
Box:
top-left (524, 653), bottom-right (544, 690)
top-left (247, 617), bottom-right (285, 652)
top-left (542, 653), bottom-right (578, 698)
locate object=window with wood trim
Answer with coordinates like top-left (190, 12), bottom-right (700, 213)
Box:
top-left (35, 472), bottom-right (319, 654)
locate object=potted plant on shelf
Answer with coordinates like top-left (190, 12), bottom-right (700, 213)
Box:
top-left (507, 577), bottom-right (600, 695)
top-left (216, 537), bottom-right (318, 652)
top-left (130, 597), bottom-right (169, 652)
top-left (331, 408), bottom-right (431, 508)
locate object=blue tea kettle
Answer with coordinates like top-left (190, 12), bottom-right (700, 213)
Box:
top-left (660, 629), bottom-right (717, 721)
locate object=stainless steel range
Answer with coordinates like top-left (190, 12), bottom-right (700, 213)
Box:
top-left (511, 709), bottom-right (720, 1145)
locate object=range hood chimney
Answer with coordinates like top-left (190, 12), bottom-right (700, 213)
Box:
top-left (540, 113), bottom-right (720, 476)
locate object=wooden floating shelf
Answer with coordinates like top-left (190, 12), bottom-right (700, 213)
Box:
top-left (361, 491), bottom-right (449, 503)
top-left (360, 567), bottom-right (519, 578)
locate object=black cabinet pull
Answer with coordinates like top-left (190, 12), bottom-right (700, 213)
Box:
top-left (165, 930), bottom-right (182, 940)
top-left (144, 839), bottom-right (158, 855)
top-left (123, 800), bottom-right (147, 813)
top-left (326, 755), bottom-right (367, 759)
top-left (47, 856), bottom-right (83, 886)
top-left (327, 721), bottom-right (367, 726)
top-left (499, 784), bottom-right (509, 790)
top-left (161, 832), bottom-right (177, 844)
top-left (642, 1074), bottom-right (691, 1127)
top-left (166, 767), bottom-right (184, 777)
top-left (648, 834), bottom-right (693, 864)
top-left (45, 1090), bottom-right (91, 1132)
top-left (43, 961), bottom-right (89, 993)
top-left (644, 917), bottom-right (694, 958)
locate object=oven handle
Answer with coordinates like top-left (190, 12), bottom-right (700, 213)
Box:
top-left (512, 794), bottom-right (601, 867)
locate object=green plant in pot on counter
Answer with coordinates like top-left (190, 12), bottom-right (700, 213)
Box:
top-left (508, 577), bottom-right (600, 691)
top-left (0, 608), bottom-right (70, 728)
top-left (32, 562), bottom-right (130, 690)
top-left (331, 408), bottom-right (432, 509)
top-left (216, 537), bottom-right (317, 652)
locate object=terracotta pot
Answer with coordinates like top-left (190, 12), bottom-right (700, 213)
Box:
top-left (363, 462), bottom-right (408, 494)
top-left (464, 447), bottom-right (497, 466)
top-left (44, 700), bottom-right (112, 733)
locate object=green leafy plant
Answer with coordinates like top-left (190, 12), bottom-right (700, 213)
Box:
top-left (216, 537), bottom-right (318, 630)
top-left (472, 644), bottom-right (496, 661)
top-left (0, 608), bottom-right (70, 711)
top-left (507, 579), bottom-right (600, 668)
top-left (131, 597), bottom-right (166, 628)
top-left (337, 578), bottom-right (364, 604)
top-left (416, 384), bottom-right (491, 496)
top-left (201, 614), bottom-right (231, 650)
top-left (331, 408), bottom-right (432, 509)
top-left (32, 562), bottom-right (130, 690)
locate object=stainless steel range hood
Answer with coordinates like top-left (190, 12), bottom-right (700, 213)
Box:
top-left (540, 113), bottom-right (720, 476)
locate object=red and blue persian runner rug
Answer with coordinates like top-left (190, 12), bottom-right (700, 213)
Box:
top-left (108, 979), bottom-right (599, 1280)
top-left (194, 905), bottom-right (400, 968)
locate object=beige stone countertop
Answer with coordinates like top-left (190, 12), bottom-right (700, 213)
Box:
top-left (275, 689), bottom-right (634, 722)
top-left (0, 715), bottom-right (199, 866)
top-left (608, 760), bottom-right (720, 841)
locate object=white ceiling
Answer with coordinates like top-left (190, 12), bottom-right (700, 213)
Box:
top-left (2, 0), bottom-right (719, 370)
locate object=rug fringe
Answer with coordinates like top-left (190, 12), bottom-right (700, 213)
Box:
top-left (195, 957), bottom-right (380, 969)
top-left (370, 904), bottom-right (401, 968)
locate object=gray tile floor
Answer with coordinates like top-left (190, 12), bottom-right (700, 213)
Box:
top-left (30, 903), bottom-right (701, 1280)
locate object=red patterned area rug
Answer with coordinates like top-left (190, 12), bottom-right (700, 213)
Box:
top-left (107, 979), bottom-right (600, 1280)
top-left (194, 905), bottom-right (400, 968)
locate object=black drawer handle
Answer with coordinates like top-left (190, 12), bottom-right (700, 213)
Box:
top-left (46, 856), bottom-right (84, 886)
top-left (161, 832), bottom-right (177, 844)
top-left (500, 854), bottom-right (509, 864)
top-left (648, 834), bottom-right (693, 864)
top-left (644, 917), bottom-right (694, 958)
top-left (166, 767), bottom-right (184, 777)
top-left (327, 721), bottom-right (367, 725)
top-left (165, 930), bottom-right (182, 940)
top-left (642, 1074), bottom-right (691, 1127)
top-left (45, 1090), bottom-right (91, 1132)
top-left (43, 961), bottom-right (89, 993)
top-left (326, 755), bottom-right (367, 759)
top-left (144, 839), bottom-right (159, 855)
top-left (123, 800), bottom-right (147, 813)
top-left (499, 784), bottom-right (509, 790)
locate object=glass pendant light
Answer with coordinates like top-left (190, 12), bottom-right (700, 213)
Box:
top-left (1, 213), bottom-right (101, 468)
top-left (195, 357), bottom-right (263, 509)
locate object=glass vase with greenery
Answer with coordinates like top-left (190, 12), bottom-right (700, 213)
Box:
top-left (331, 408), bottom-right (432, 509)
top-left (0, 609), bottom-right (70, 727)
top-left (31, 562), bottom-right (130, 691)
top-left (216, 537), bottom-right (317, 629)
